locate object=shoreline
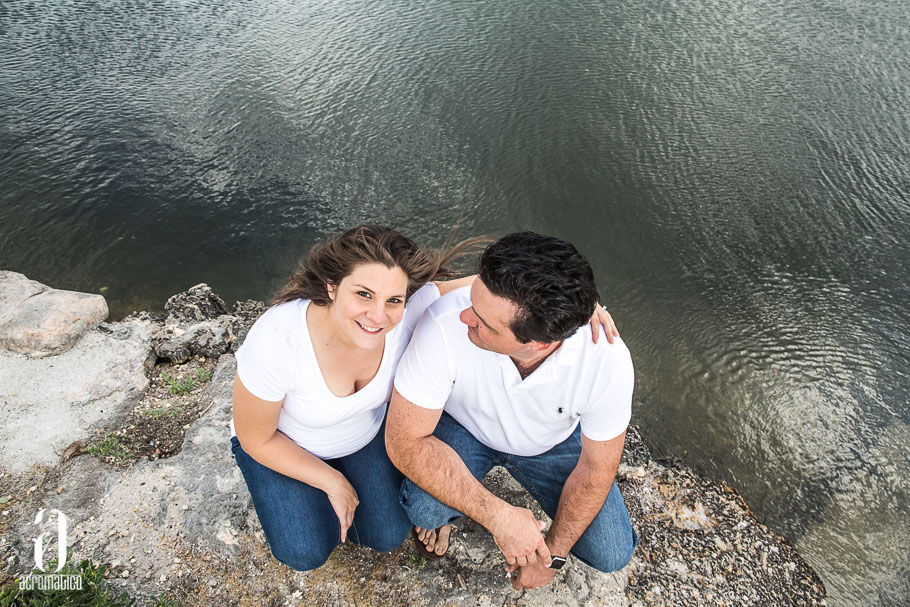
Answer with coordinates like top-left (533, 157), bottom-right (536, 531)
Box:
top-left (0, 272), bottom-right (826, 605)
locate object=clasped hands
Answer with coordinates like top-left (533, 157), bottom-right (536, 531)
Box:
top-left (491, 505), bottom-right (559, 590)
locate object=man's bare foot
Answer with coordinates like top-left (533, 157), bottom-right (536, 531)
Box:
top-left (414, 524), bottom-right (452, 557)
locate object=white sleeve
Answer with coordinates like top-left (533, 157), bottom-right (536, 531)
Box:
top-left (400, 282), bottom-right (441, 333)
top-left (234, 310), bottom-right (296, 402)
top-left (393, 310), bottom-right (455, 409)
top-left (578, 352), bottom-right (634, 442)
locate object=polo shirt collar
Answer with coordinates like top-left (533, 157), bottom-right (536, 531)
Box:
top-left (498, 329), bottom-right (585, 390)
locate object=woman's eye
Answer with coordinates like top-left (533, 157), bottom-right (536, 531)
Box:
top-left (387, 298), bottom-right (403, 305)
top-left (357, 291), bottom-right (372, 299)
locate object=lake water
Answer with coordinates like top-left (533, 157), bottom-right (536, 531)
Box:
top-left (1, 1), bottom-right (908, 604)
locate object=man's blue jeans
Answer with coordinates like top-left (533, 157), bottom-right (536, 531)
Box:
top-left (231, 420), bottom-right (411, 571)
top-left (400, 413), bottom-right (637, 572)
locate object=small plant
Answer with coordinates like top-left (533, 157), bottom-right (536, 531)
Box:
top-left (405, 553), bottom-right (426, 571)
top-left (161, 368), bottom-right (212, 396)
top-left (152, 597), bottom-right (179, 607)
top-left (86, 437), bottom-right (130, 461)
top-left (144, 405), bottom-right (183, 419)
top-left (0, 558), bottom-right (135, 606)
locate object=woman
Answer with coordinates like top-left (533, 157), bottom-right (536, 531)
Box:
top-left (230, 225), bottom-right (617, 571)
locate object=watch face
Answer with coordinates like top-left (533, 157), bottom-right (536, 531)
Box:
top-left (549, 556), bottom-right (567, 570)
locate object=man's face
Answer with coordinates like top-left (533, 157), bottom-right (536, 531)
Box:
top-left (459, 279), bottom-right (536, 358)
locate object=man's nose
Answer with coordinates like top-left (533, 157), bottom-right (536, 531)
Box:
top-left (459, 307), bottom-right (475, 326)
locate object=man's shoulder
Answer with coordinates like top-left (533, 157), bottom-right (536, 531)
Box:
top-left (562, 326), bottom-right (634, 376)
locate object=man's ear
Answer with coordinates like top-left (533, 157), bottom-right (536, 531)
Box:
top-left (529, 340), bottom-right (559, 354)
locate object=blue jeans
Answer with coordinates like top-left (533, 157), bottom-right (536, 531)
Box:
top-left (400, 413), bottom-right (637, 572)
top-left (231, 420), bottom-right (411, 571)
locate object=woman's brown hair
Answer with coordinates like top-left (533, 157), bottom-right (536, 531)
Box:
top-left (272, 225), bottom-right (485, 307)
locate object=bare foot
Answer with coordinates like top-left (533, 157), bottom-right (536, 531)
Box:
top-left (415, 524), bottom-right (452, 556)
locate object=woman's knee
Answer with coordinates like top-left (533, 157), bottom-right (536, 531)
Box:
top-left (363, 525), bottom-right (410, 553)
top-left (269, 538), bottom-right (335, 572)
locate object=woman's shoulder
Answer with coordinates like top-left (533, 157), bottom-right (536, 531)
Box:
top-left (243, 299), bottom-right (309, 347)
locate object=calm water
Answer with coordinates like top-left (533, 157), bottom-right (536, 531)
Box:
top-left (1, 1), bottom-right (908, 603)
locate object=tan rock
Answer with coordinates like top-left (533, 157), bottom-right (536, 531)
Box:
top-left (0, 271), bottom-right (108, 356)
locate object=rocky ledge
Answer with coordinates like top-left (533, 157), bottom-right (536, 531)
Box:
top-left (0, 273), bottom-right (826, 606)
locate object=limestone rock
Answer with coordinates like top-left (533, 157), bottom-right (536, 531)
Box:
top-left (0, 271), bottom-right (108, 357)
top-left (164, 283), bottom-right (227, 324)
top-left (154, 317), bottom-right (236, 363)
top-left (152, 287), bottom-right (266, 363)
top-left (229, 299), bottom-right (267, 353)
top-left (0, 318), bottom-right (153, 473)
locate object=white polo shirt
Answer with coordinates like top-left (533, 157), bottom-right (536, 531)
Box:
top-left (232, 283), bottom-right (439, 459)
top-left (394, 287), bottom-right (633, 456)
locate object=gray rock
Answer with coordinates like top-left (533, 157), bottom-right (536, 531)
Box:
top-left (0, 318), bottom-right (153, 473)
top-left (152, 285), bottom-right (259, 363)
top-left (164, 284), bottom-right (227, 324)
top-left (622, 425), bottom-right (651, 468)
top-left (32, 355), bottom-right (250, 593)
top-left (153, 317), bottom-right (236, 363)
top-left (0, 271), bottom-right (108, 357)
top-left (231, 299), bottom-right (266, 321)
top-left (229, 299), bottom-right (266, 353)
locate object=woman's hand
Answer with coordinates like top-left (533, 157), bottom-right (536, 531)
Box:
top-left (589, 304), bottom-right (619, 344)
top-left (326, 473), bottom-right (360, 543)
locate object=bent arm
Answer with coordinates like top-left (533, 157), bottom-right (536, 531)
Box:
top-left (233, 372), bottom-right (345, 491)
top-left (385, 388), bottom-right (503, 522)
top-left (545, 431), bottom-right (625, 557)
top-left (385, 388), bottom-right (551, 566)
top-left (434, 274), bottom-right (476, 295)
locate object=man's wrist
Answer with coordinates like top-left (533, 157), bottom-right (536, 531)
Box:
top-left (547, 555), bottom-right (568, 570)
top-left (478, 496), bottom-right (514, 531)
top-left (545, 533), bottom-right (572, 561)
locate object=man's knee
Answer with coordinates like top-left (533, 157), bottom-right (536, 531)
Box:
top-left (399, 479), bottom-right (461, 528)
top-left (588, 542), bottom-right (635, 572)
top-left (577, 526), bottom-right (637, 573)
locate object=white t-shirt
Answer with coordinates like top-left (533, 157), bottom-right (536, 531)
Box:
top-left (232, 283), bottom-right (440, 459)
top-left (394, 287), bottom-right (633, 456)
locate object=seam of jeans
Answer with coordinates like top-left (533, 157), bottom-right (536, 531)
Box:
top-left (504, 463), bottom-right (548, 509)
top-left (348, 520), bottom-right (360, 546)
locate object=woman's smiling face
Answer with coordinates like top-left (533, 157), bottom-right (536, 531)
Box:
top-left (327, 262), bottom-right (409, 350)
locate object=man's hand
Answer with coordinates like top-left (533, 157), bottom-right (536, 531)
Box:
top-left (505, 561), bottom-right (558, 590)
top-left (489, 505), bottom-right (552, 567)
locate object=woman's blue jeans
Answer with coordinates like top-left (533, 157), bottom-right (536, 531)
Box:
top-left (231, 420), bottom-right (411, 571)
top-left (399, 413), bottom-right (638, 572)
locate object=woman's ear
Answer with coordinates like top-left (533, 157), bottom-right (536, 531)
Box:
top-left (326, 283), bottom-right (336, 302)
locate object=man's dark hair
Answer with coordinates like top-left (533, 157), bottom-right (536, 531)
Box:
top-left (479, 232), bottom-right (598, 344)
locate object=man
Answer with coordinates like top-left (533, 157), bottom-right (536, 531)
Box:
top-left (386, 232), bottom-right (637, 590)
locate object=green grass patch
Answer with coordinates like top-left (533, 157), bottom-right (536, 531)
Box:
top-left (0, 559), bottom-right (134, 606)
top-left (144, 405), bottom-right (183, 419)
top-left (86, 437), bottom-right (130, 461)
top-left (161, 369), bottom-right (212, 396)
top-left (405, 553), bottom-right (426, 570)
